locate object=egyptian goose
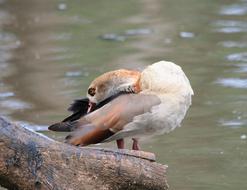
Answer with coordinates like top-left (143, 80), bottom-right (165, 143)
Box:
top-left (49, 61), bottom-right (194, 150)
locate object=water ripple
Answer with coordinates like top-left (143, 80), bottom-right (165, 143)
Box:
top-left (48, 33), bottom-right (72, 41)
top-left (213, 20), bottom-right (247, 33)
top-left (57, 3), bottom-right (67, 11)
top-left (219, 41), bottom-right (247, 48)
top-left (65, 71), bottom-right (82, 77)
top-left (0, 10), bottom-right (14, 25)
top-left (0, 99), bottom-right (31, 110)
top-left (180, 31), bottom-right (195, 39)
top-left (0, 92), bottom-right (15, 99)
top-left (0, 32), bottom-right (17, 42)
top-left (216, 78), bottom-right (247, 89)
top-left (100, 33), bottom-right (126, 42)
top-left (219, 119), bottom-right (246, 128)
top-left (220, 120), bottom-right (245, 127)
top-left (234, 64), bottom-right (247, 73)
top-left (226, 52), bottom-right (247, 62)
top-left (0, 51), bottom-right (12, 63)
top-left (220, 4), bottom-right (247, 16)
top-left (125, 28), bottom-right (153, 36)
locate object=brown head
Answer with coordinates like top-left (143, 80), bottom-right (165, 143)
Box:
top-left (87, 69), bottom-right (141, 105)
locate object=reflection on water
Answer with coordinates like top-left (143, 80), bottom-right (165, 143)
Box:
top-left (220, 3), bottom-right (247, 16)
top-left (0, 91), bottom-right (14, 98)
top-left (179, 31), bottom-right (195, 39)
top-left (219, 41), bottom-right (247, 48)
top-left (0, 99), bottom-right (31, 110)
top-left (0, 0), bottom-right (247, 189)
top-left (100, 28), bottom-right (153, 42)
top-left (213, 20), bottom-right (247, 33)
top-left (233, 63), bottom-right (247, 73)
top-left (216, 78), bottom-right (247, 88)
top-left (226, 52), bottom-right (247, 62)
top-left (219, 119), bottom-right (245, 128)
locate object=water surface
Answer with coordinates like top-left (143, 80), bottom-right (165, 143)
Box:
top-left (0, 0), bottom-right (246, 189)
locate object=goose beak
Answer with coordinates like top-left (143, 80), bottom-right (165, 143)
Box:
top-left (87, 101), bottom-right (96, 113)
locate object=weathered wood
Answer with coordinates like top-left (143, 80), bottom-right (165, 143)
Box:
top-left (0, 117), bottom-right (168, 190)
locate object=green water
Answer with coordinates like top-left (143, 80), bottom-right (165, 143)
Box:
top-left (0, 0), bottom-right (246, 189)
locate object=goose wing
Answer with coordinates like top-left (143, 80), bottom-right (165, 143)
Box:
top-left (64, 94), bottom-right (160, 146)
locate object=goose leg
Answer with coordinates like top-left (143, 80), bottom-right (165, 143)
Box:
top-left (116, 139), bottom-right (124, 149)
top-left (132, 138), bottom-right (140, 150)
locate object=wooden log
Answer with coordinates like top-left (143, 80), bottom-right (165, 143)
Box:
top-left (0, 117), bottom-right (168, 190)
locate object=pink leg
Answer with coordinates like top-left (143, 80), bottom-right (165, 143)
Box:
top-left (116, 139), bottom-right (124, 149)
top-left (132, 138), bottom-right (140, 150)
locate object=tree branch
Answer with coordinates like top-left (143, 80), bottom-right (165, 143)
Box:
top-left (0, 117), bottom-right (168, 190)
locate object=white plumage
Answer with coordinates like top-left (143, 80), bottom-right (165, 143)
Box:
top-left (104, 60), bottom-right (194, 141)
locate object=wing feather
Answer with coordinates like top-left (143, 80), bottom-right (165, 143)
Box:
top-left (65, 94), bottom-right (160, 146)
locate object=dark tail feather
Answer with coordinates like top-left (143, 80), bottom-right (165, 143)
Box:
top-left (49, 117), bottom-right (90, 132)
top-left (68, 98), bottom-right (89, 113)
top-left (48, 122), bottom-right (76, 132)
top-left (60, 98), bottom-right (90, 123)
top-left (62, 111), bottom-right (84, 123)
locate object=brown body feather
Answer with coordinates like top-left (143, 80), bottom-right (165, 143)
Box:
top-left (65, 94), bottom-right (160, 146)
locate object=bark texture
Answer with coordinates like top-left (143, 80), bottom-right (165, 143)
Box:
top-left (0, 117), bottom-right (168, 190)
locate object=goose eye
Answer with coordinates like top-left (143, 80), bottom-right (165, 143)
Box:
top-left (88, 88), bottom-right (96, 96)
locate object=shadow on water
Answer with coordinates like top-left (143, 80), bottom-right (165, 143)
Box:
top-left (0, 0), bottom-right (247, 189)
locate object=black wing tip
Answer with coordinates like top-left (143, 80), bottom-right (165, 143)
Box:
top-left (68, 98), bottom-right (89, 112)
top-left (48, 123), bottom-right (62, 131)
top-left (62, 112), bottom-right (82, 123)
top-left (48, 122), bottom-right (74, 132)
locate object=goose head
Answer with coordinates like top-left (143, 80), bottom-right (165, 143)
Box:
top-left (86, 69), bottom-right (141, 112)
